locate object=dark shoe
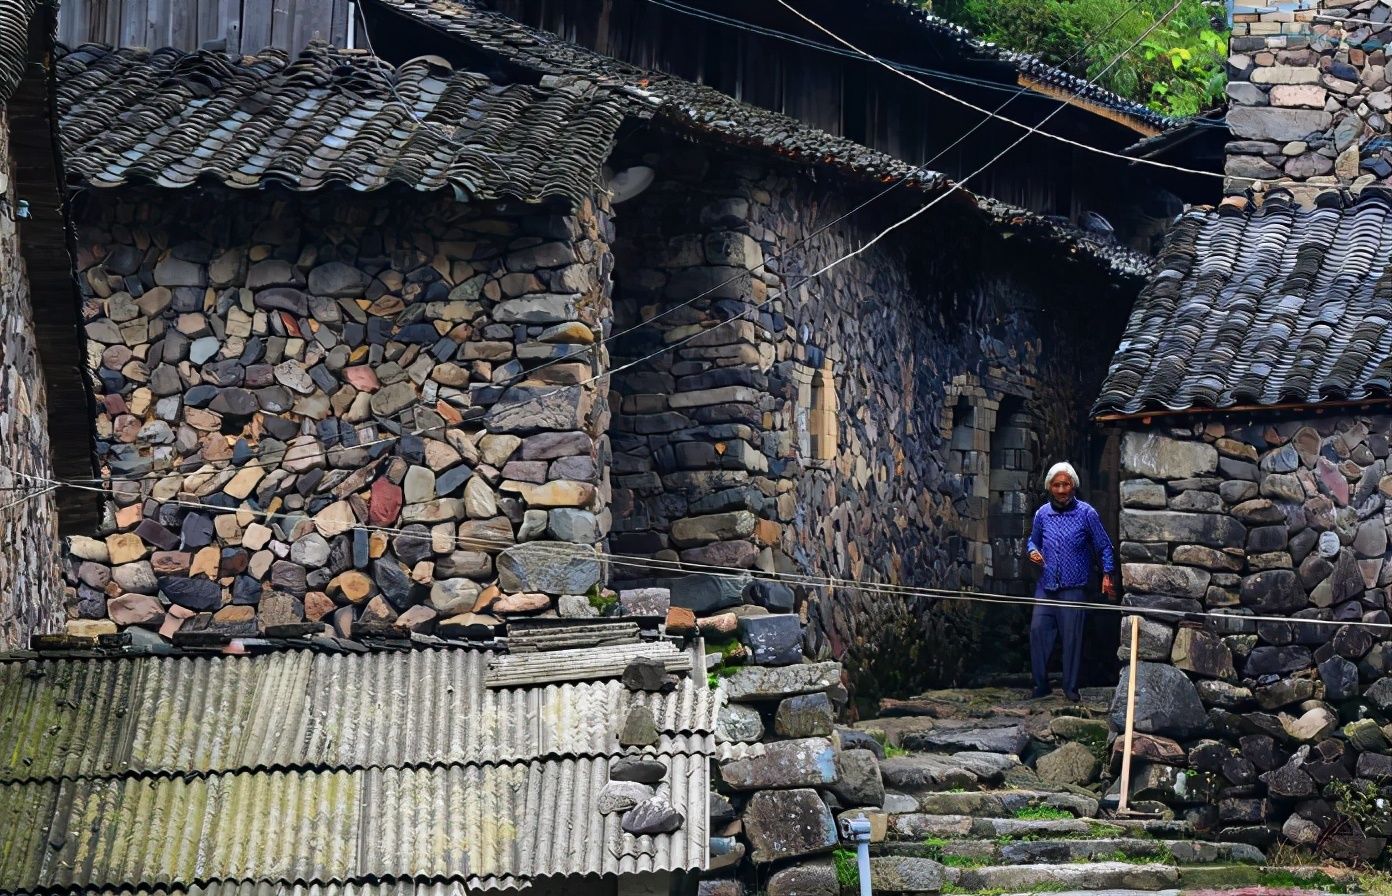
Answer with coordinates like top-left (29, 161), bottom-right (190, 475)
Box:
top-left (1064, 690), bottom-right (1081, 702)
top-left (1028, 687), bottom-right (1052, 700)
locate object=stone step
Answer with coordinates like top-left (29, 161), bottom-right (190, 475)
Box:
top-left (1176, 863), bottom-right (1359, 891)
top-left (949, 860), bottom-right (1180, 893)
top-left (878, 837), bottom-right (1264, 866)
top-left (886, 813), bottom-right (1191, 841)
top-left (893, 788), bottom-right (1100, 819)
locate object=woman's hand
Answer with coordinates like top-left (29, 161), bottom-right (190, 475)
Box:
top-left (1102, 574), bottom-right (1117, 599)
top-left (1029, 550), bottom-right (1043, 566)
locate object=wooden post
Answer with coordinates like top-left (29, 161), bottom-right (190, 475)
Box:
top-left (1118, 614), bottom-right (1140, 815)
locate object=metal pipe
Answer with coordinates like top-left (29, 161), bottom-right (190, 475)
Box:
top-left (348, 1), bottom-right (358, 49)
top-left (841, 814), bottom-right (874, 896)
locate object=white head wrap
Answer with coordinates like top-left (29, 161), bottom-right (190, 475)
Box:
top-left (1044, 461), bottom-right (1080, 490)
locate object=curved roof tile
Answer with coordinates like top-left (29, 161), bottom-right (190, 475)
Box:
top-left (56, 42), bottom-right (631, 206)
top-left (1095, 189), bottom-right (1392, 415)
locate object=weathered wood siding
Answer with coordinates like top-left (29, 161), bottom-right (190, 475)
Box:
top-left (57, 0), bottom-right (353, 54)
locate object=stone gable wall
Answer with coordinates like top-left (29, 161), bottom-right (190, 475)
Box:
top-left (1227, 0), bottom-right (1392, 198)
top-left (62, 187), bottom-right (615, 640)
top-left (606, 140), bottom-right (1130, 706)
top-left (0, 112), bottom-right (63, 648)
top-left (1116, 416), bottom-right (1392, 860)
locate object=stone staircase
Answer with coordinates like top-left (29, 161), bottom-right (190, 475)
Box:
top-left (835, 686), bottom-right (1357, 896)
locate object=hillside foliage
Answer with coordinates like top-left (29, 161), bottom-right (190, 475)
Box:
top-left (930, 0), bottom-right (1228, 117)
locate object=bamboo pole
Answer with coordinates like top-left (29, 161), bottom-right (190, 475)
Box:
top-left (1118, 614), bottom-right (1140, 815)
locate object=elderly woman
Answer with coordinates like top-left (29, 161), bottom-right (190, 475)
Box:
top-left (1027, 461), bottom-right (1117, 702)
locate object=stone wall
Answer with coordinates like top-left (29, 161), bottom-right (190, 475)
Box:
top-left (1115, 417), bottom-right (1392, 860)
top-left (63, 186), bottom-right (615, 640)
top-left (607, 139), bottom-right (1132, 707)
top-left (0, 111), bottom-right (63, 648)
top-left (1227, 0), bottom-right (1392, 199)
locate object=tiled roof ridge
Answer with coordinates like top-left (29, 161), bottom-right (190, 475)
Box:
top-left (874, 0), bottom-right (1183, 132)
top-left (55, 39), bottom-right (632, 204)
top-left (369, 0), bottom-right (1156, 279)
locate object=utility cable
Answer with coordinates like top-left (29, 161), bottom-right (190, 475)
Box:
top-left (15, 467), bottom-right (1392, 633)
top-left (770, 0), bottom-right (1267, 185)
top-left (63, 0), bottom-right (1151, 493)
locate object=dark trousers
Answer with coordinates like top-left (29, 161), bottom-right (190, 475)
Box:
top-left (1030, 586), bottom-right (1087, 694)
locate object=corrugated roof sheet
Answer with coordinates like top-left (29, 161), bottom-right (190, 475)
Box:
top-left (0, 646), bottom-right (720, 782)
top-left (0, 748), bottom-right (709, 892)
top-left (484, 641), bottom-right (692, 687)
top-left (1094, 188), bottom-right (1392, 415)
top-left (368, 0), bottom-right (1155, 280)
top-left (54, 42), bottom-right (631, 206)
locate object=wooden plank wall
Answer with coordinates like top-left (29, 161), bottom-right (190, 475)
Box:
top-left (57, 0), bottom-right (353, 55)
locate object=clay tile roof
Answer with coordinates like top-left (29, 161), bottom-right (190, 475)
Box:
top-left (55, 41), bottom-right (631, 205)
top-left (0, 0), bottom-right (41, 105)
top-left (1095, 188), bottom-right (1392, 416)
top-left (369, 0), bottom-right (1155, 280)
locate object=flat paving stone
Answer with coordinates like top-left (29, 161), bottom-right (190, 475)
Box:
top-left (952, 861), bottom-right (1179, 892)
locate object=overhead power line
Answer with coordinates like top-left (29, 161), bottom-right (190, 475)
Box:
top-left (9, 467), bottom-right (1390, 634)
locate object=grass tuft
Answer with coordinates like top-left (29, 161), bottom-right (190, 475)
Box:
top-left (1012, 805), bottom-right (1074, 821)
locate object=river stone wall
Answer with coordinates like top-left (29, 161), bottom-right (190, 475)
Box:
top-left (1227, 0), bottom-right (1392, 199)
top-left (1115, 417), bottom-right (1392, 861)
top-left (0, 111), bottom-right (63, 649)
top-left (62, 187), bottom-right (614, 640)
top-left (607, 139), bottom-right (1131, 708)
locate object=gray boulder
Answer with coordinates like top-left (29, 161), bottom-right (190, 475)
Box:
top-left (829, 748), bottom-right (885, 807)
top-left (720, 737), bottom-right (838, 790)
top-left (743, 789), bottom-right (838, 862)
top-left (497, 542), bottom-right (600, 595)
top-left (1107, 662), bottom-right (1208, 739)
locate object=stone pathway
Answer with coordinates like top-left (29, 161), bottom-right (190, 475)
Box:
top-left (818, 685), bottom-right (1363, 896)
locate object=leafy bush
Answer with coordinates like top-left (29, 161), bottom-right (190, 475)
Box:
top-left (928, 0), bottom-right (1228, 116)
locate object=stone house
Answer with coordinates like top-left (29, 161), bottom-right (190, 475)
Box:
top-left (0, 0), bottom-right (64, 649)
top-left (1092, 0), bottom-right (1392, 861)
top-left (39, 0), bottom-right (1164, 711)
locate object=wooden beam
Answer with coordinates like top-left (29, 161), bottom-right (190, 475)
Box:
top-left (1016, 74), bottom-right (1162, 138)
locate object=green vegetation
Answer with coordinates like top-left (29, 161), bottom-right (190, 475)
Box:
top-left (884, 743), bottom-right (909, 759)
top-left (1012, 804), bottom-right (1074, 821)
top-left (928, 0), bottom-right (1228, 116)
top-left (833, 848), bottom-right (860, 889)
top-left (586, 586), bottom-right (617, 614)
top-left (1258, 868), bottom-right (1348, 892)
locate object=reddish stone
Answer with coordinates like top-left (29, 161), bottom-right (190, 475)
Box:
top-left (698, 612), bottom-right (739, 637)
top-left (343, 365), bottom-right (380, 392)
top-left (150, 551), bottom-right (191, 575)
top-left (370, 478), bottom-right (403, 526)
top-left (304, 591), bottom-right (335, 621)
top-left (1317, 457), bottom-right (1350, 506)
top-left (493, 592), bottom-right (550, 614)
top-left (665, 606), bottom-right (697, 636)
top-left (394, 605), bottom-right (438, 632)
top-left (109, 593), bottom-right (164, 627)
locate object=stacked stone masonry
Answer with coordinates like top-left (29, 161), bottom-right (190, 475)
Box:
top-left (1226, 0), bottom-right (1392, 198)
top-left (1115, 419), bottom-right (1392, 860)
top-left (606, 139), bottom-right (1130, 705)
top-left (63, 187), bottom-right (615, 639)
top-left (0, 110), bottom-right (62, 649)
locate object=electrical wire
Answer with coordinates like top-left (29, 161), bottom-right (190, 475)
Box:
top-left (11, 467), bottom-right (1391, 633)
top-left (61, 0), bottom-right (1153, 492)
top-left (638, 0), bottom-right (1219, 131)
top-left (769, 0), bottom-right (1270, 185)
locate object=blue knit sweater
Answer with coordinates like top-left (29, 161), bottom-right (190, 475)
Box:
top-left (1027, 498), bottom-right (1116, 592)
